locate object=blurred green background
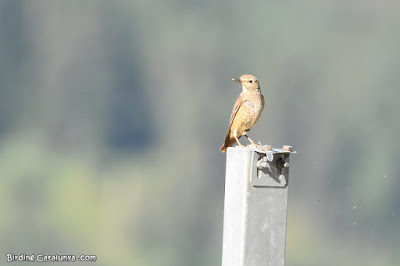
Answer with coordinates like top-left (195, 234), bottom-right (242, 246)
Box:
top-left (1, 0), bottom-right (399, 265)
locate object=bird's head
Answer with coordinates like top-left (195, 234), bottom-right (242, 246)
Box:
top-left (232, 74), bottom-right (260, 92)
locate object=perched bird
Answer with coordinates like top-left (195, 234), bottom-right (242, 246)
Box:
top-left (220, 74), bottom-right (264, 152)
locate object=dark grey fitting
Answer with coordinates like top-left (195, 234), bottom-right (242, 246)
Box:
top-left (253, 149), bottom-right (293, 188)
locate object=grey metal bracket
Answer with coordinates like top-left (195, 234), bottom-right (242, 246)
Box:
top-left (251, 149), bottom-right (292, 188)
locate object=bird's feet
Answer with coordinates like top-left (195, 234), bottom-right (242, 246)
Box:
top-left (246, 143), bottom-right (263, 150)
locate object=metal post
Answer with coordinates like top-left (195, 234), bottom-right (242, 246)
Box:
top-left (221, 146), bottom-right (294, 266)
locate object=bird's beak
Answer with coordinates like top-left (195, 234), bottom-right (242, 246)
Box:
top-left (232, 78), bottom-right (241, 82)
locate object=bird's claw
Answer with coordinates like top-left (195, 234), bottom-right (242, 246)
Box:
top-left (246, 143), bottom-right (263, 150)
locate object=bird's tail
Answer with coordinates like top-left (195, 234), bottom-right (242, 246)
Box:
top-left (220, 136), bottom-right (236, 152)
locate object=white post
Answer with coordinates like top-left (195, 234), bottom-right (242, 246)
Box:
top-left (221, 146), bottom-right (294, 266)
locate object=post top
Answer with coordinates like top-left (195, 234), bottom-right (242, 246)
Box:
top-left (227, 145), bottom-right (296, 161)
top-left (227, 145), bottom-right (296, 154)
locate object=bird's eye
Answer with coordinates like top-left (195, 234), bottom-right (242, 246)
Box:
top-left (249, 80), bottom-right (253, 83)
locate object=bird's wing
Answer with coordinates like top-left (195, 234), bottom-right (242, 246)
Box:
top-left (225, 93), bottom-right (243, 135)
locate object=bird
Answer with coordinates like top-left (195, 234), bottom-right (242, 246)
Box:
top-left (220, 74), bottom-right (265, 152)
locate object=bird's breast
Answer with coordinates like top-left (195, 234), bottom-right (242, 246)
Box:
top-left (243, 96), bottom-right (264, 118)
top-left (230, 92), bottom-right (264, 135)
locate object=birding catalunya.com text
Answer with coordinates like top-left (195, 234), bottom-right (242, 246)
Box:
top-left (6, 253), bottom-right (97, 263)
